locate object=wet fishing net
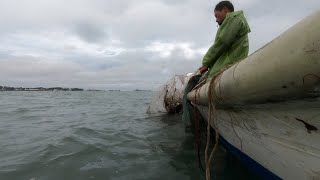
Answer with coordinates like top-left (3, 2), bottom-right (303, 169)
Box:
top-left (147, 74), bottom-right (193, 114)
top-left (147, 71), bottom-right (220, 180)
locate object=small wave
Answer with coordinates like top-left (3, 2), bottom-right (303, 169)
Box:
top-left (74, 127), bottom-right (104, 136)
top-left (39, 136), bottom-right (105, 163)
top-left (13, 107), bottom-right (30, 113)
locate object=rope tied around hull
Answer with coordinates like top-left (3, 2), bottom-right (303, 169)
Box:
top-left (188, 71), bottom-right (224, 180)
top-left (184, 64), bottom-right (236, 180)
top-left (204, 71), bottom-right (224, 180)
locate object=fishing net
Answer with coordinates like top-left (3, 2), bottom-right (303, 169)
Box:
top-left (147, 74), bottom-right (193, 114)
top-left (147, 71), bottom-right (220, 180)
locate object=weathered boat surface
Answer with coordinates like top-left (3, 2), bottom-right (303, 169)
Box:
top-left (197, 99), bottom-right (320, 179)
top-left (187, 11), bottom-right (320, 179)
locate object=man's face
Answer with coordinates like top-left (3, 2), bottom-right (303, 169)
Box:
top-left (214, 7), bottom-right (228, 25)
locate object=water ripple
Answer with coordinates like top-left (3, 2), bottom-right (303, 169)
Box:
top-left (0, 91), bottom-right (255, 180)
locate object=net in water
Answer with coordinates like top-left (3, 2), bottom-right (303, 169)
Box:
top-left (146, 74), bottom-right (193, 114)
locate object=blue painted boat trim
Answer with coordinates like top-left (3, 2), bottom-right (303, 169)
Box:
top-left (218, 135), bottom-right (281, 180)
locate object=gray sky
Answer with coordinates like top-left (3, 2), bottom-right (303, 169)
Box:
top-left (0, 0), bottom-right (319, 90)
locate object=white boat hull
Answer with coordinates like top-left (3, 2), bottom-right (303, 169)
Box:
top-left (187, 11), bottom-right (320, 179)
top-left (196, 98), bottom-right (320, 179)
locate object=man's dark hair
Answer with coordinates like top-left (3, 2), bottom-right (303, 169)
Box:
top-left (215, 1), bottom-right (234, 12)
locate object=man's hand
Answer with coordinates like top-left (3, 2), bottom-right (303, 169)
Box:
top-left (199, 65), bottom-right (208, 74)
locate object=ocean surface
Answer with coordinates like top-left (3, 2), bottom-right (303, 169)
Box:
top-left (0, 91), bottom-right (256, 180)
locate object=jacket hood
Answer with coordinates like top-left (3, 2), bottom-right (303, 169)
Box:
top-left (226, 10), bottom-right (251, 33)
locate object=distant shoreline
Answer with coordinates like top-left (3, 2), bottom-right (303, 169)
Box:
top-left (0, 86), bottom-right (84, 91)
top-left (0, 86), bottom-right (152, 92)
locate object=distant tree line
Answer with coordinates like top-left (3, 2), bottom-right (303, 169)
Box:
top-left (0, 86), bottom-right (84, 91)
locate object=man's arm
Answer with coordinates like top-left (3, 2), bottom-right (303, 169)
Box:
top-left (202, 17), bottom-right (242, 68)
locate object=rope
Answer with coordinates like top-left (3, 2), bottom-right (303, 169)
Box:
top-left (205, 73), bottom-right (221, 180)
top-left (190, 63), bottom-right (239, 179)
top-left (202, 66), bottom-right (230, 180)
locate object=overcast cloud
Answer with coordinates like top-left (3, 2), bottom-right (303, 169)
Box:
top-left (0, 0), bottom-right (319, 90)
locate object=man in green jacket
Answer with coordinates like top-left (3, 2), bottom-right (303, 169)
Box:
top-left (199, 1), bottom-right (251, 78)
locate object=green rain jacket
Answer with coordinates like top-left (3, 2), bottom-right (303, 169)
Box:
top-left (203, 10), bottom-right (251, 78)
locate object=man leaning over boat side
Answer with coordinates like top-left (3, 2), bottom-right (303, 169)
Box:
top-left (199, 1), bottom-right (251, 78)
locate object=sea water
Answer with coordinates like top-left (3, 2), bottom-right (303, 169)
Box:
top-left (0, 91), bottom-right (256, 180)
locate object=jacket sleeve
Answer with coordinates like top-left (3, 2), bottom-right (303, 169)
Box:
top-left (202, 17), bottom-right (242, 67)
